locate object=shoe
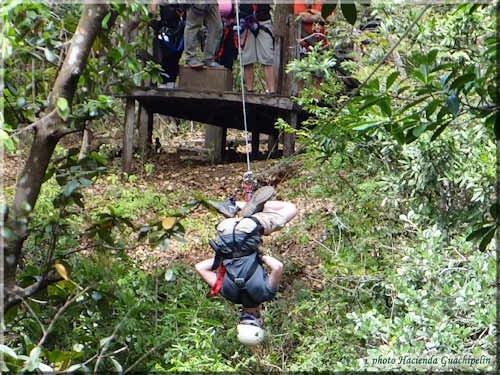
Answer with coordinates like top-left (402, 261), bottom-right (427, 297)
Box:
top-left (239, 313), bottom-right (263, 328)
top-left (240, 186), bottom-right (275, 217)
top-left (204, 60), bottom-right (225, 69)
top-left (208, 197), bottom-right (240, 218)
top-left (186, 59), bottom-right (204, 69)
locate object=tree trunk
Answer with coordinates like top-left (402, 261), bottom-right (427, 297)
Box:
top-left (4, 3), bottom-right (110, 312)
top-left (273, 4), bottom-right (294, 96)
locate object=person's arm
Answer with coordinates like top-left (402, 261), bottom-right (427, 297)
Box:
top-left (261, 255), bottom-right (283, 289)
top-left (299, 9), bottom-right (324, 24)
top-left (194, 258), bottom-right (217, 287)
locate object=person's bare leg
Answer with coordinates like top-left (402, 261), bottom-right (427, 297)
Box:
top-left (194, 258), bottom-right (217, 287)
top-left (244, 64), bottom-right (254, 91)
top-left (235, 200), bottom-right (297, 222)
top-left (261, 255), bottom-right (283, 289)
top-left (262, 201), bottom-right (297, 222)
top-left (263, 64), bottom-right (275, 93)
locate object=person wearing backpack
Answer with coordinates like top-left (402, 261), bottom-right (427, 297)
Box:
top-left (237, 4), bottom-right (275, 94)
top-left (183, 3), bottom-right (224, 68)
top-left (215, 1), bottom-right (238, 70)
top-left (149, 2), bottom-right (187, 89)
top-left (195, 186), bottom-right (297, 345)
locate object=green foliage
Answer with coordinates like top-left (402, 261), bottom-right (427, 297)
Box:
top-left (286, 45), bottom-right (337, 82)
top-left (322, 1), bottom-right (364, 25)
top-left (4, 2), bottom-right (496, 373)
top-left (344, 3), bottom-right (497, 144)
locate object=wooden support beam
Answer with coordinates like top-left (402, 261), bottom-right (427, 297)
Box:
top-left (122, 98), bottom-right (136, 172)
top-left (267, 133), bottom-right (279, 158)
top-left (273, 4), bottom-right (293, 96)
top-left (251, 132), bottom-right (260, 159)
top-left (284, 111), bottom-right (297, 157)
top-left (138, 105), bottom-right (153, 157)
top-left (205, 124), bottom-right (226, 163)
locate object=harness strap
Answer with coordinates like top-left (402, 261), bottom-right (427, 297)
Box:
top-left (210, 265), bottom-right (226, 295)
top-left (226, 255), bottom-right (260, 289)
top-left (258, 24), bottom-right (274, 46)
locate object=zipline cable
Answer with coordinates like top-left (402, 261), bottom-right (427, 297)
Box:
top-left (234, 0), bottom-right (252, 174)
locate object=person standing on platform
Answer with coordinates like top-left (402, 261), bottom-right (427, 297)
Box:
top-left (184, 3), bottom-right (224, 69)
top-left (238, 4), bottom-right (275, 94)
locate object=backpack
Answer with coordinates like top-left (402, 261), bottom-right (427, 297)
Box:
top-left (157, 5), bottom-right (185, 54)
top-left (209, 217), bottom-right (264, 298)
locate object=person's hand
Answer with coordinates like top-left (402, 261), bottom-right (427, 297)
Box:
top-left (257, 249), bottom-right (264, 264)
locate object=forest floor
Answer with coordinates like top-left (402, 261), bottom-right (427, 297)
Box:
top-left (3, 127), bottom-right (328, 295)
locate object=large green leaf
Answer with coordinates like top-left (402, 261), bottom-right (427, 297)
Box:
top-left (385, 71), bottom-right (399, 90)
top-left (321, 2), bottom-right (337, 19)
top-left (341, 3), bottom-right (357, 25)
top-left (479, 226), bottom-right (495, 251)
top-left (450, 73), bottom-right (476, 91)
top-left (378, 97), bottom-right (392, 117)
top-left (445, 94), bottom-right (460, 115)
top-left (56, 97), bottom-right (70, 121)
top-left (466, 225), bottom-right (494, 241)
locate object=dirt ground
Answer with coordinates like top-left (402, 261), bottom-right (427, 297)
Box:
top-left (3, 128), bottom-right (327, 291)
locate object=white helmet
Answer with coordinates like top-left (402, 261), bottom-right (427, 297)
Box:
top-left (237, 322), bottom-right (265, 346)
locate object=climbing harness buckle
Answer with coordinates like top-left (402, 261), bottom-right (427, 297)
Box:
top-left (234, 277), bottom-right (246, 289)
top-left (243, 171), bottom-right (255, 202)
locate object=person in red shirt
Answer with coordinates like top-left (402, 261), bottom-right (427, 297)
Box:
top-left (293, 1), bottom-right (327, 56)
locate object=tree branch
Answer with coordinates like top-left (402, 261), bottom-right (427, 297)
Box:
top-left (4, 273), bottom-right (62, 312)
top-left (37, 287), bottom-right (90, 348)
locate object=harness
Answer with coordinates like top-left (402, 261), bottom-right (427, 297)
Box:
top-left (237, 4), bottom-right (274, 49)
top-left (157, 22), bottom-right (185, 53)
top-left (209, 216), bottom-right (264, 299)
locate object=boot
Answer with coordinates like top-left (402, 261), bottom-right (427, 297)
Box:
top-left (208, 197), bottom-right (240, 218)
top-left (240, 186), bottom-right (275, 217)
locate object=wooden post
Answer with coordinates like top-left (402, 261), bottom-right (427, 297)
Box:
top-left (138, 105), bottom-right (153, 157)
top-left (251, 132), bottom-right (260, 159)
top-left (137, 24), bottom-right (153, 157)
top-left (78, 128), bottom-right (93, 160)
top-left (273, 4), bottom-right (293, 96)
top-left (205, 125), bottom-right (226, 163)
top-left (283, 111), bottom-right (297, 157)
top-left (267, 133), bottom-right (279, 158)
top-left (122, 98), bottom-right (136, 172)
top-left (287, 14), bottom-right (300, 97)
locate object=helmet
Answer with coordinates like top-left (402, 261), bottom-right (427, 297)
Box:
top-left (237, 323), bottom-right (265, 346)
top-left (237, 314), bottom-right (264, 346)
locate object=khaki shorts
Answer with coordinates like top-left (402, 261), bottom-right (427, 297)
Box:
top-left (241, 20), bottom-right (274, 66)
top-left (216, 209), bottom-right (287, 236)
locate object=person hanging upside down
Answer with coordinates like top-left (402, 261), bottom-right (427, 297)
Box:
top-left (195, 186), bottom-right (297, 346)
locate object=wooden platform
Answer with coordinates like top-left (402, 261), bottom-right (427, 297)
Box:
top-left (124, 87), bottom-right (300, 134)
top-left (119, 87), bottom-right (305, 171)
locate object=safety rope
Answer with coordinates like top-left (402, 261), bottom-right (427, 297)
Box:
top-left (235, 0), bottom-right (254, 201)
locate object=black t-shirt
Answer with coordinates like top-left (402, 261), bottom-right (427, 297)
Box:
top-left (239, 4), bottom-right (272, 22)
top-left (159, 4), bottom-right (184, 28)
